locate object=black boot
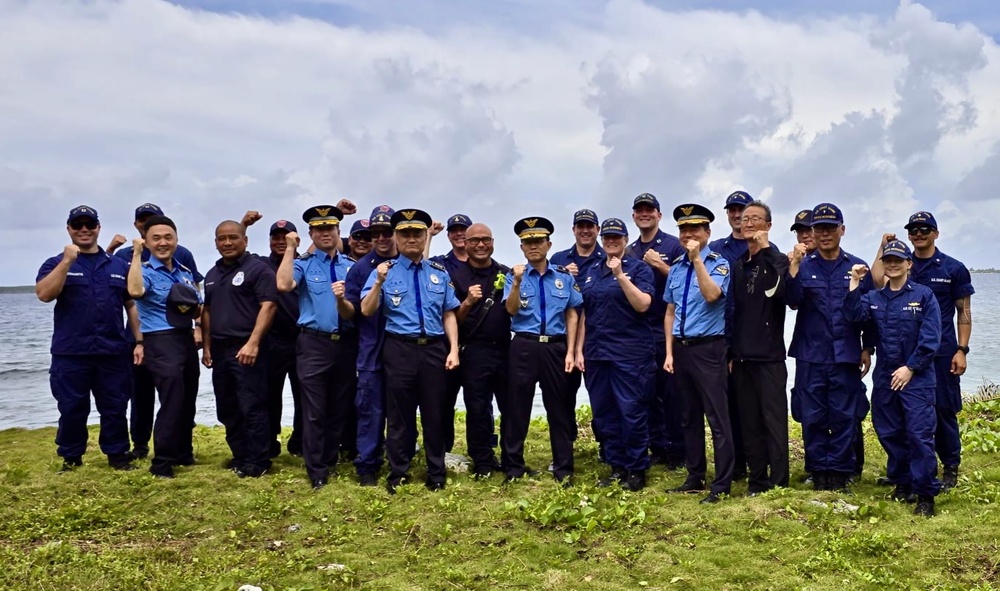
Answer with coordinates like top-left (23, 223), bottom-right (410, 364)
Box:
top-left (108, 453), bottom-right (136, 471)
top-left (890, 484), bottom-right (916, 503)
top-left (622, 470), bottom-right (646, 492)
top-left (813, 471), bottom-right (828, 491)
top-left (597, 467), bottom-right (627, 488)
top-left (913, 495), bottom-right (935, 517)
top-left (942, 465), bottom-right (959, 492)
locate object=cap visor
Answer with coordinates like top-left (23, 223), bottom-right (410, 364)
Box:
top-left (395, 221), bottom-right (428, 231)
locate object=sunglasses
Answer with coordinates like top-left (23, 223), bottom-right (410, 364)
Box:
top-left (70, 219), bottom-right (98, 230)
top-left (908, 226), bottom-right (934, 236)
top-left (351, 233), bottom-right (372, 242)
top-left (371, 229), bottom-right (394, 239)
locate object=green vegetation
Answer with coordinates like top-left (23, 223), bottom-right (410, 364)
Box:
top-left (2, 402), bottom-right (1000, 590)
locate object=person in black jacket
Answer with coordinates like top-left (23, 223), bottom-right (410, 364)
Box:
top-left (730, 201), bottom-right (790, 495)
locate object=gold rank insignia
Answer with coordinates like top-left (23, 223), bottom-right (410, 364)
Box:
top-left (797, 211), bottom-right (808, 219)
top-left (177, 305), bottom-right (191, 313)
top-left (524, 218), bottom-right (538, 228)
top-left (401, 210), bottom-right (416, 220)
top-left (716, 266), bottom-right (729, 276)
top-left (315, 207), bottom-right (330, 217)
top-left (680, 206), bottom-right (694, 216)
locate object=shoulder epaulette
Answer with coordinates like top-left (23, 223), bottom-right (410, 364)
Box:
top-left (178, 263), bottom-right (193, 274)
top-left (297, 252), bottom-right (314, 260)
top-left (141, 260), bottom-right (153, 268)
top-left (554, 264), bottom-right (569, 274)
top-left (428, 260), bottom-right (447, 272)
top-left (672, 254), bottom-right (685, 264)
top-left (706, 252), bottom-right (721, 260)
top-left (343, 254), bottom-right (356, 263)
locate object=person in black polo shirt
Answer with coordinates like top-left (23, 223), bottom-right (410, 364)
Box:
top-left (730, 201), bottom-right (790, 495)
top-left (202, 221), bottom-right (278, 477)
top-left (450, 222), bottom-right (511, 479)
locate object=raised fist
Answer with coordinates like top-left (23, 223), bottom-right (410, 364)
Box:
top-left (131, 238), bottom-right (145, 253)
top-left (429, 221), bottom-right (445, 237)
top-left (684, 239), bottom-right (701, 262)
top-left (285, 231), bottom-right (300, 248)
top-left (751, 230), bottom-right (770, 249)
top-left (108, 234), bottom-right (128, 251)
top-left (332, 280), bottom-right (346, 299)
top-left (336, 199), bottom-right (357, 215)
top-left (242, 210), bottom-right (263, 227)
top-left (607, 256), bottom-right (623, 276)
top-left (512, 264), bottom-right (526, 280)
top-left (467, 284), bottom-right (483, 304)
top-left (63, 244), bottom-right (81, 263)
top-left (376, 261), bottom-right (390, 282)
top-left (880, 233), bottom-right (896, 249)
top-left (564, 262), bottom-right (579, 277)
top-left (850, 264), bottom-right (869, 282)
top-left (791, 242), bottom-right (807, 263)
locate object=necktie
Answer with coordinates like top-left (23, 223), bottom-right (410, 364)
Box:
top-left (329, 256), bottom-right (338, 282)
top-left (538, 272), bottom-right (547, 336)
top-left (413, 262), bottom-right (425, 335)
top-left (679, 264), bottom-right (694, 339)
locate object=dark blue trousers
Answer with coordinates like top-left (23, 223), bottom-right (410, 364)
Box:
top-left (49, 354), bottom-right (131, 459)
top-left (354, 369), bottom-right (386, 475)
top-left (933, 355), bottom-right (962, 466)
top-left (872, 386), bottom-right (940, 496)
top-left (267, 335), bottom-right (302, 453)
top-left (143, 331), bottom-right (199, 476)
top-left (585, 358), bottom-right (653, 472)
top-left (128, 353), bottom-right (156, 453)
top-left (295, 332), bottom-right (357, 481)
top-left (460, 341), bottom-right (509, 472)
top-left (650, 344), bottom-right (685, 462)
top-left (211, 338), bottom-right (272, 472)
top-left (796, 361), bottom-right (863, 475)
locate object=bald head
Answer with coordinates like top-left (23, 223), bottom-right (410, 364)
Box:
top-left (465, 223), bottom-right (494, 267)
top-left (215, 220), bottom-right (246, 236)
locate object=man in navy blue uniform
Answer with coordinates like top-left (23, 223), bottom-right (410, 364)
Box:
top-left (450, 222), bottom-right (511, 479)
top-left (276, 205), bottom-right (356, 490)
top-left (786, 203), bottom-right (874, 492)
top-left (709, 190), bottom-right (755, 481)
top-left (551, 209), bottom-right (605, 449)
top-left (361, 208), bottom-right (461, 494)
top-left (503, 217), bottom-right (584, 485)
top-left (429, 213), bottom-right (473, 454)
top-left (628, 193), bottom-right (686, 469)
top-left (108, 202), bottom-right (203, 460)
top-left (663, 204), bottom-right (733, 504)
top-left (201, 221), bottom-right (278, 477)
top-left (347, 218), bottom-right (373, 261)
top-left (344, 206), bottom-right (399, 486)
top-left (126, 215), bottom-right (202, 478)
top-left (36, 206), bottom-right (139, 472)
top-left (241, 213), bottom-right (304, 457)
top-left (730, 201), bottom-right (790, 495)
top-left (871, 211), bottom-right (974, 491)
top-left (846, 240), bottom-right (942, 516)
top-left (577, 218), bottom-right (656, 491)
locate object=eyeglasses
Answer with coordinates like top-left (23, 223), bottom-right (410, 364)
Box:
top-left (908, 226), bottom-right (934, 236)
top-left (351, 233), bottom-right (372, 242)
top-left (466, 237), bottom-right (493, 246)
top-left (371, 229), bottom-right (394, 239)
top-left (812, 224), bottom-right (840, 234)
top-left (70, 219), bottom-right (98, 230)
top-left (740, 215), bottom-right (767, 225)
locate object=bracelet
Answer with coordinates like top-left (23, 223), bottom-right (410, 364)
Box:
top-left (135, 340), bottom-right (144, 346)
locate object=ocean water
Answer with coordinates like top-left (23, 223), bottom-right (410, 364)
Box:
top-left (2, 274), bottom-right (998, 430)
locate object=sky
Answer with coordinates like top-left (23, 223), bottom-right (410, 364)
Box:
top-left (2, 0), bottom-right (1000, 284)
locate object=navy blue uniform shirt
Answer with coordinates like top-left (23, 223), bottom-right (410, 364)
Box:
top-left (845, 281), bottom-right (942, 390)
top-left (430, 250), bottom-right (464, 276)
top-left (37, 249), bottom-right (132, 356)
top-left (709, 233), bottom-right (749, 266)
top-left (550, 244), bottom-right (606, 280)
top-left (786, 249), bottom-right (876, 364)
top-left (909, 248), bottom-right (975, 357)
top-left (629, 229), bottom-right (685, 340)
top-left (255, 252), bottom-right (300, 341)
top-left (204, 253), bottom-right (278, 339)
top-left (450, 259), bottom-right (512, 344)
top-left (346, 251), bottom-right (395, 371)
top-left (580, 256), bottom-right (655, 361)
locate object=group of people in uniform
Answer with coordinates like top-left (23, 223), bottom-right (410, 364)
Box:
top-left (36, 191), bottom-right (974, 516)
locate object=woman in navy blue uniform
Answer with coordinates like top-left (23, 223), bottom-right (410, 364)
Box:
top-left (845, 240), bottom-right (942, 516)
top-left (576, 218), bottom-right (655, 491)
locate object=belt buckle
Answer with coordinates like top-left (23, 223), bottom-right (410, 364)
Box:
top-left (417, 337), bottom-right (429, 345)
top-left (539, 335), bottom-right (550, 343)
top-left (330, 333), bottom-right (341, 341)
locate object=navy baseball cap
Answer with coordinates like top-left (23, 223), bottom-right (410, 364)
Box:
top-left (790, 209), bottom-right (813, 231)
top-left (370, 204), bottom-right (395, 218)
top-left (811, 203), bottom-right (844, 226)
top-left (135, 203), bottom-right (164, 220)
top-left (67, 205), bottom-right (99, 224)
top-left (633, 193), bottom-right (660, 211)
top-left (573, 209), bottom-right (599, 225)
top-left (447, 214), bottom-right (473, 230)
top-left (268, 220), bottom-right (297, 235)
top-left (724, 191), bottom-right (753, 209)
top-left (350, 219), bottom-right (371, 236)
top-left (599, 218), bottom-right (628, 237)
top-left (881, 239), bottom-right (912, 260)
top-left (369, 211), bottom-right (393, 229)
top-left (166, 283), bottom-right (201, 329)
top-left (904, 211), bottom-right (938, 231)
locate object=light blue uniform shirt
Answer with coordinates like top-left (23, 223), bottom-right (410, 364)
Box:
top-left (137, 257), bottom-right (200, 333)
top-left (362, 256), bottom-right (460, 337)
top-left (503, 262), bottom-right (583, 336)
top-left (293, 250), bottom-right (354, 333)
top-left (663, 246), bottom-right (729, 338)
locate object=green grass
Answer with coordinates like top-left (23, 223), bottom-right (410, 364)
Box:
top-left (2, 402), bottom-right (1000, 590)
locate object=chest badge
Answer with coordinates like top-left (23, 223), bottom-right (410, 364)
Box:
top-left (520, 297), bottom-right (529, 309)
top-left (554, 279), bottom-right (564, 289)
top-left (430, 274), bottom-right (440, 285)
top-left (232, 271), bottom-right (245, 286)
top-left (390, 294), bottom-right (402, 306)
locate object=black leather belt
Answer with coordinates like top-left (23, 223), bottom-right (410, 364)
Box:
top-left (676, 335), bottom-right (724, 347)
top-left (386, 333), bottom-right (444, 345)
top-left (514, 332), bottom-right (566, 343)
top-left (300, 327), bottom-right (352, 341)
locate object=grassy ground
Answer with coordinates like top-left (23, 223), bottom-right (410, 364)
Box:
top-left (2, 402), bottom-right (1000, 591)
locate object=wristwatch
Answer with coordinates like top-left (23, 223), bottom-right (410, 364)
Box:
top-left (958, 345), bottom-right (970, 355)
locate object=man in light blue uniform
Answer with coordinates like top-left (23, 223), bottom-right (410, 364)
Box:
top-left (663, 204), bottom-right (733, 504)
top-left (503, 217), bottom-right (584, 485)
top-left (846, 240), bottom-right (942, 516)
top-left (276, 205), bottom-right (356, 490)
top-left (126, 215), bottom-right (202, 479)
top-left (361, 208), bottom-right (461, 494)
top-left (36, 206), bottom-right (140, 472)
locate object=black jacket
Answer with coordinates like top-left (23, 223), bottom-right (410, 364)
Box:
top-left (731, 244), bottom-right (788, 362)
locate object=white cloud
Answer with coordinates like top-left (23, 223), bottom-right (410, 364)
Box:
top-left (1, 0), bottom-right (999, 282)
